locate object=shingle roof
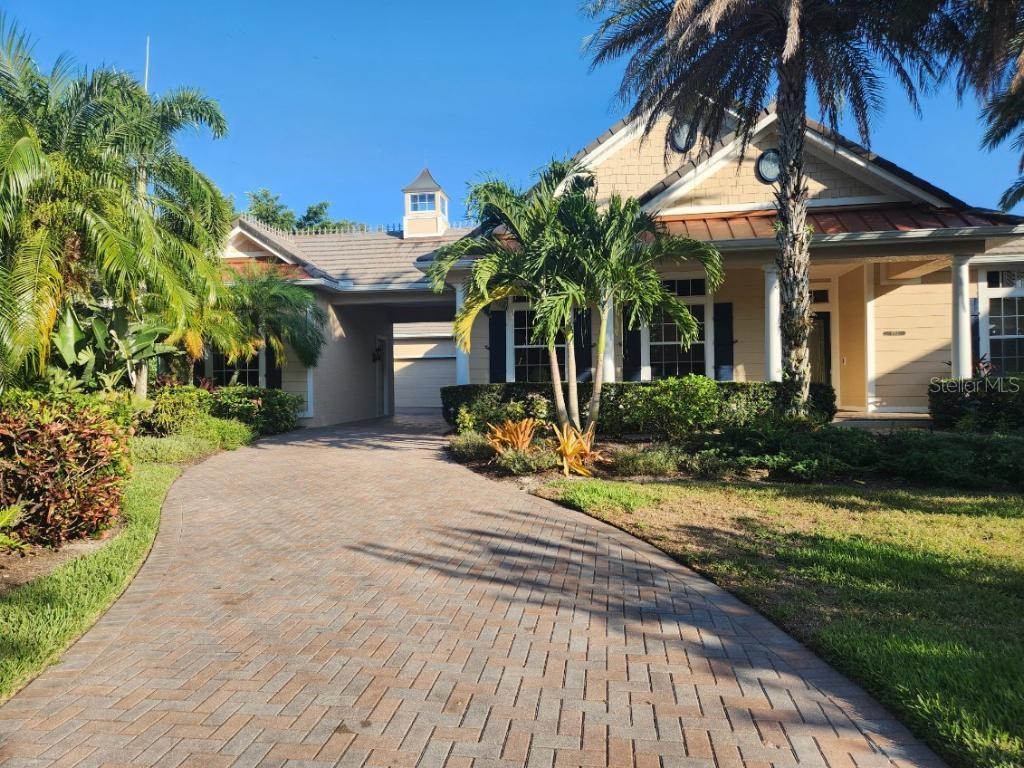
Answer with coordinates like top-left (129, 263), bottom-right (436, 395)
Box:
top-left (235, 216), bottom-right (472, 289)
top-left (660, 203), bottom-right (1024, 242)
top-left (402, 168), bottom-right (443, 193)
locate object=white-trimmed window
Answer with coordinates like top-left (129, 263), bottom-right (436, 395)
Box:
top-left (984, 270), bottom-right (1024, 375)
top-left (649, 278), bottom-right (709, 379)
top-left (410, 193), bottom-right (436, 212)
top-left (512, 307), bottom-right (566, 383)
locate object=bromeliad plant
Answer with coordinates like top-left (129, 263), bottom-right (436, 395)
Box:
top-left (551, 423), bottom-right (603, 477)
top-left (486, 418), bottom-right (543, 454)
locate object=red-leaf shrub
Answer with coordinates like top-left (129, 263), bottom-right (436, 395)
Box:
top-left (0, 397), bottom-right (130, 545)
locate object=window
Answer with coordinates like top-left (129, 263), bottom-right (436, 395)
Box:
top-left (649, 280), bottom-right (707, 379)
top-left (210, 351), bottom-right (259, 386)
top-left (441, 196), bottom-right (448, 217)
top-left (811, 289), bottom-right (830, 304)
top-left (513, 308), bottom-right (565, 383)
top-left (410, 193), bottom-right (436, 212)
top-left (987, 270), bottom-right (1024, 289)
top-left (989, 296), bottom-right (1024, 374)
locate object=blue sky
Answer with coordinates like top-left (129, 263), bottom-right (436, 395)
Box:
top-left (9, 0), bottom-right (1021, 222)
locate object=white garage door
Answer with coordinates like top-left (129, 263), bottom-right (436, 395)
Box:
top-left (393, 336), bottom-right (455, 411)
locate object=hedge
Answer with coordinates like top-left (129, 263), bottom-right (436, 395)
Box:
top-left (146, 385), bottom-right (303, 436)
top-left (441, 378), bottom-right (837, 438)
top-left (929, 377), bottom-right (1024, 432)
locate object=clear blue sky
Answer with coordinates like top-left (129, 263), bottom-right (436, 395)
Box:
top-left (9, 0), bottom-right (1021, 223)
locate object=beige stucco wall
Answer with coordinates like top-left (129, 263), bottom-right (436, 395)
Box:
top-left (306, 297), bottom-right (394, 427)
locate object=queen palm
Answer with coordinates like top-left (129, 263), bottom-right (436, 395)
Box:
top-left (549, 190), bottom-right (723, 430)
top-left (427, 162), bottom-right (591, 429)
top-left (228, 265), bottom-right (328, 387)
top-left (585, 0), bottom-right (942, 414)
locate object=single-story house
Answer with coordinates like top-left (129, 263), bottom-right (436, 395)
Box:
top-left (215, 112), bottom-right (1024, 426)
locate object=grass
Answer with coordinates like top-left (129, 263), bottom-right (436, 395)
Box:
top-left (539, 478), bottom-right (1024, 768)
top-left (0, 430), bottom-right (248, 703)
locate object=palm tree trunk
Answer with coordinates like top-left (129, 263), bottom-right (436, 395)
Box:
top-left (587, 300), bottom-right (609, 430)
top-left (565, 327), bottom-right (581, 430)
top-left (547, 343), bottom-right (570, 428)
top-left (133, 361), bottom-right (148, 399)
top-left (774, 53), bottom-right (813, 417)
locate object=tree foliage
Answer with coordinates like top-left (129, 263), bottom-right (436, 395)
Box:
top-left (245, 189), bottom-right (361, 232)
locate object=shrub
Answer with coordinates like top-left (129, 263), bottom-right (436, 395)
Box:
top-left (929, 377), bottom-right (1024, 432)
top-left (0, 388), bottom-right (147, 432)
top-left (209, 386), bottom-right (302, 435)
top-left (495, 448), bottom-right (559, 476)
top-left (144, 386), bottom-right (213, 435)
top-left (183, 414), bottom-right (254, 450)
top-left (130, 434), bottom-right (218, 464)
top-left (607, 445), bottom-right (681, 476)
top-left (0, 503), bottom-right (25, 552)
top-left (0, 397), bottom-right (130, 545)
top-left (448, 432), bottom-right (495, 463)
top-left (677, 448), bottom-right (742, 479)
top-left (878, 430), bottom-right (1024, 490)
top-left (441, 380), bottom-right (837, 438)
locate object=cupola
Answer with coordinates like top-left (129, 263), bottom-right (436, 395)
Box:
top-left (402, 168), bottom-right (449, 238)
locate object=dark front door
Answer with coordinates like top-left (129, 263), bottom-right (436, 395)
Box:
top-left (809, 312), bottom-right (832, 385)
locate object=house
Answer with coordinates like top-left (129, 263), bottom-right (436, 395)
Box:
top-left (217, 115), bottom-right (1024, 426)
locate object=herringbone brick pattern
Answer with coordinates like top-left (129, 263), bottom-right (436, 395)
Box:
top-left (0, 417), bottom-right (944, 768)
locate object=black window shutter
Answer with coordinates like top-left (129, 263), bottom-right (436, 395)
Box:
top-left (713, 303), bottom-right (734, 381)
top-left (573, 309), bottom-right (593, 382)
top-left (970, 297), bottom-right (980, 365)
top-left (488, 310), bottom-right (506, 383)
top-left (622, 319), bottom-right (642, 382)
top-left (266, 346), bottom-right (283, 389)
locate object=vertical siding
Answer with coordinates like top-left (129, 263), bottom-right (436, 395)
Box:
top-left (469, 312), bottom-right (490, 384)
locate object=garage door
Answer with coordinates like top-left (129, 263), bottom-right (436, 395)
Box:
top-left (393, 337), bottom-right (455, 410)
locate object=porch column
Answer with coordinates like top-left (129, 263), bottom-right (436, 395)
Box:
top-left (602, 298), bottom-right (616, 383)
top-left (454, 280), bottom-right (470, 385)
top-left (951, 254), bottom-right (973, 379)
top-left (257, 347), bottom-right (267, 389)
top-left (763, 264), bottom-right (783, 382)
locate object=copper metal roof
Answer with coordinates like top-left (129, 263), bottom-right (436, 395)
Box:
top-left (660, 204), bottom-right (1022, 242)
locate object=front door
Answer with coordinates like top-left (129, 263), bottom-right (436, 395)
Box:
top-left (809, 312), bottom-right (832, 385)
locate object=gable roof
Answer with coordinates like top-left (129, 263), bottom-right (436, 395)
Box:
top-left (572, 109), bottom-right (975, 212)
top-left (402, 168), bottom-right (443, 193)
top-left (233, 215), bottom-right (472, 291)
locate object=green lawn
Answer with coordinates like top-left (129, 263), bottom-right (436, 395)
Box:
top-left (540, 479), bottom-right (1024, 768)
top-left (0, 432), bottom-right (233, 702)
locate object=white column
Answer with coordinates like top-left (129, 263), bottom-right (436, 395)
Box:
top-left (602, 298), bottom-right (616, 383)
top-left (951, 254), bottom-right (973, 379)
top-left (454, 280), bottom-right (470, 385)
top-left (763, 264), bottom-right (783, 382)
top-left (257, 347), bottom-right (267, 389)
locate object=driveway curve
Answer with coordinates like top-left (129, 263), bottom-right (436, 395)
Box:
top-left (0, 417), bottom-right (943, 768)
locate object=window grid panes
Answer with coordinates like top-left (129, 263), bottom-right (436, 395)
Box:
top-left (211, 352), bottom-right (259, 387)
top-left (513, 309), bottom-right (565, 383)
top-left (650, 303), bottom-right (706, 379)
top-left (410, 193), bottom-right (436, 212)
top-left (990, 296), bottom-right (1024, 374)
top-left (988, 270), bottom-right (1024, 289)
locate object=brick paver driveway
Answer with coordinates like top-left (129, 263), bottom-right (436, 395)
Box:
top-left (0, 417), bottom-right (943, 768)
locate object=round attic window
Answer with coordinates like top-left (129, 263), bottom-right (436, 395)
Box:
top-left (756, 149), bottom-right (782, 183)
top-left (670, 122), bottom-right (697, 154)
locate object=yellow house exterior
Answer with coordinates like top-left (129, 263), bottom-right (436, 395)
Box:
top-left (218, 115), bottom-right (1024, 425)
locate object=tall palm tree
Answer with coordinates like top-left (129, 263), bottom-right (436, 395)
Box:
top-left (585, 0), bottom-right (943, 414)
top-left (427, 162), bottom-right (590, 429)
top-left (228, 265), bottom-right (327, 387)
top-left (0, 17), bottom-right (231, 390)
top-left (551, 190), bottom-right (723, 430)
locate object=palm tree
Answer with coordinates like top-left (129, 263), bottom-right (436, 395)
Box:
top-left (427, 162), bottom-right (590, 429)
top-left (584, 0), bottom-right (943, 415)
top-left (0, 17), bottom-right (231, 392)
top-left (550, 191), bottom-right (723, 430)
top-left (227, 265), bottom-right (327, 387)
